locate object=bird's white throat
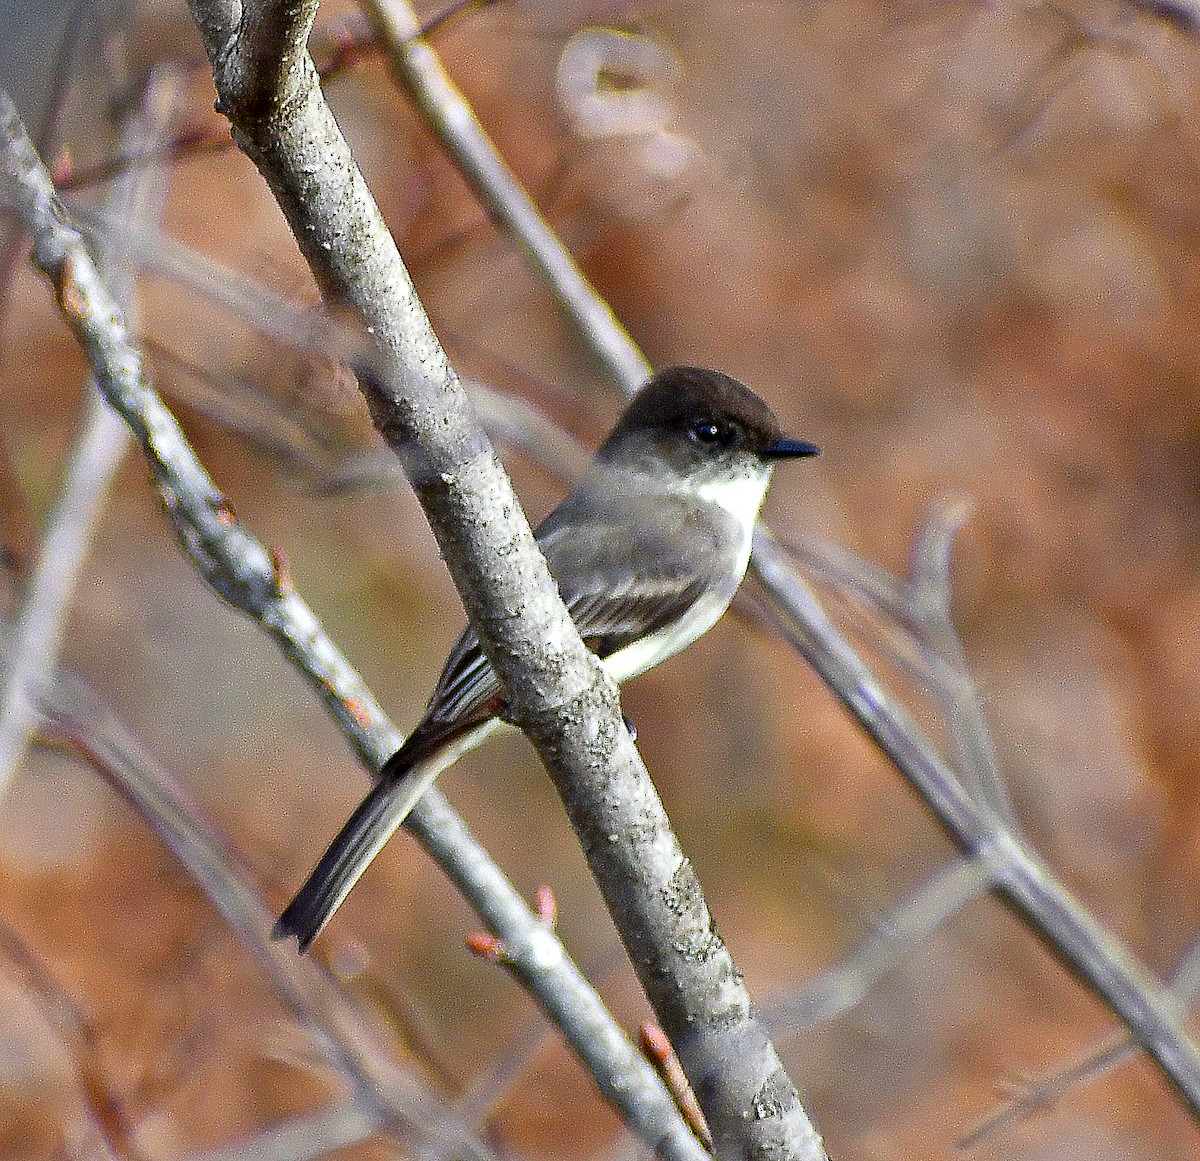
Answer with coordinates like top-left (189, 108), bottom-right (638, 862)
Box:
top-left (599, 464), bottom-right (771, 687)
top-left (692, 466), bottom-right (772, 533)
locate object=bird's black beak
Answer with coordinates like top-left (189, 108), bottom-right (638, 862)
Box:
top-left (762, 437), bottom-right (821, 459)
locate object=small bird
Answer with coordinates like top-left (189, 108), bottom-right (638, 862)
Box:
top-left (275, 366), bottom-right (819, 950)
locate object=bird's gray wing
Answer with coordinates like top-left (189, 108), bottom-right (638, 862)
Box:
top-left (274, 490), bottom-right (722, 951)
top-left (536, 486), bottom-right (721, 658)
top-left (419, 492), bottom-right (716, 735)
top-left (412, 574), bottom-right (707, 750)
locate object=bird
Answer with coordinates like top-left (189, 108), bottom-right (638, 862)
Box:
top-left (275, 366), bottom-right (819, 951)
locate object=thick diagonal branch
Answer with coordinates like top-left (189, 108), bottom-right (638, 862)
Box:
top-left (178, 3), bottom-right (825, 1156)
top-left (368, 0), bottom-right (1200, 1124)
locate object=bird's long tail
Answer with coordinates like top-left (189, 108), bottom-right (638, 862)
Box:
top-left (274, 720), bottom-right (498, 951)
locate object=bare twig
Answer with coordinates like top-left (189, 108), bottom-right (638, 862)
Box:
top-left (0, 95), bottom-right (714, 1161)
top-left (142, 336), bottom-right (589, 494)
top-left (53, 5), bottom-right (474, 196)
top-left (0, 918), bottom-right (142, 1161)
top-left (958, 1026), bottom-right (1138, 1148)
top-left (370, 1), bottom-right (1200, 1123)
top-left (0, 68), bottom-right (180, 796)
top-left (364, 0), bottom-right (651, 394)
top-left (779, 503), bottom-right (1014, 822)
top-left (783, 501), bottom-right (1014, 822)
top-left (176, 1101), bottom-right (378, 1161)
top-left (36, 667), bottom-right (499, 1161)
top-left (766, 858), bottom-right (989, 1034)
top-left (905, 498), bottom-right (1013, 821)
top-left (962, 918), bottom-right (1200, 1145)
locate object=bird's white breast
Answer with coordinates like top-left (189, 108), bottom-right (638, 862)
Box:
top-left (602, 464), bottom-right (771, 684)
top-left (693, 467), bottom-right (771, 574)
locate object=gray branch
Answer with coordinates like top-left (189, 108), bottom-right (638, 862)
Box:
top-left (179, 2), bottom-right (824, 1157)
top-left (0, 95), bottom-right (709, 1161)
top-left (766, 858), bottom-right (989, 1034)
top-left (905, 498), bottom-right (1014, 821)
top-left (963, 907), bottom-right (1200, 1145)
top-left (0, 69), bottom-right (179, 794)
top-left (752, 529), bottom-right (1200, 1116)
top-left (177, 1102), bottom-right (377, 1161)
top-left (363, 0), bottom-right (652, 394)
top-left (369, 2), bottom-right (1200, 1126)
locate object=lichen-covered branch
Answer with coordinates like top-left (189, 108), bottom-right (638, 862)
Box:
top-left (0, 91), bottom-right (711, 1161)
top-left (179, 2), bottom-right (825, 1156)
top-left (369, 1), bottom-right (1200, 1124)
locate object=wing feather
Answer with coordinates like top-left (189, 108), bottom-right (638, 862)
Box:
top-left (409, 481), bottom-right (733, 752)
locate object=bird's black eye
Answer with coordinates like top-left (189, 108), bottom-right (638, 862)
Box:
top-left (690, 419), bottom-right (734, 447)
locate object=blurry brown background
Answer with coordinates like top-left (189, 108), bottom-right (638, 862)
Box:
top-left (2, 0), bottom-right (1200, 1157)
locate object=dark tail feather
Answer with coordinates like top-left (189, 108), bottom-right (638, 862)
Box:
top-left (274, 719), bottom-right (497, 952)
top-left (274, 767), bottom-right (417, 952)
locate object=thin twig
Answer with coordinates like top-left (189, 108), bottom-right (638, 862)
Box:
top-left (783, 502), bottom-right (1016, 822)
top-left (371, 1), bottom-right (1200, 1124)
top-left (365, 0), bottom-right (651, 394)
top-left (54, 5), bottom-right (466, 196)
top-left (958, 1026), bottom-right (1139, 1148)
top-left (779, 507), bottom-right (1012, 821)
top-left (142, 335), bottom-right (589, 494)
top-left (0, 918), bottom-right (142, 1161)
top-left (0, 68), bottom-right (180, 796)
top-left (906, 497), bottom-right (1014, 822)
top-left (962, 917), bottom-right (1200, 1146)
top-left (766, 858), bottom-right (989, 1035)
top-left (0, 93), bottom-right (713, 1161)
top-left (176, 1101), bottom-right (378, 1161)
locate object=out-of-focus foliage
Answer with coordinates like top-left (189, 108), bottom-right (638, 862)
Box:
top-left (1, 1), bottom-right (1200, 1158)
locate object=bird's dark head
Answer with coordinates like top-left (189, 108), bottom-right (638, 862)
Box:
top-left (597, 366), bottom-right (820, 471)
